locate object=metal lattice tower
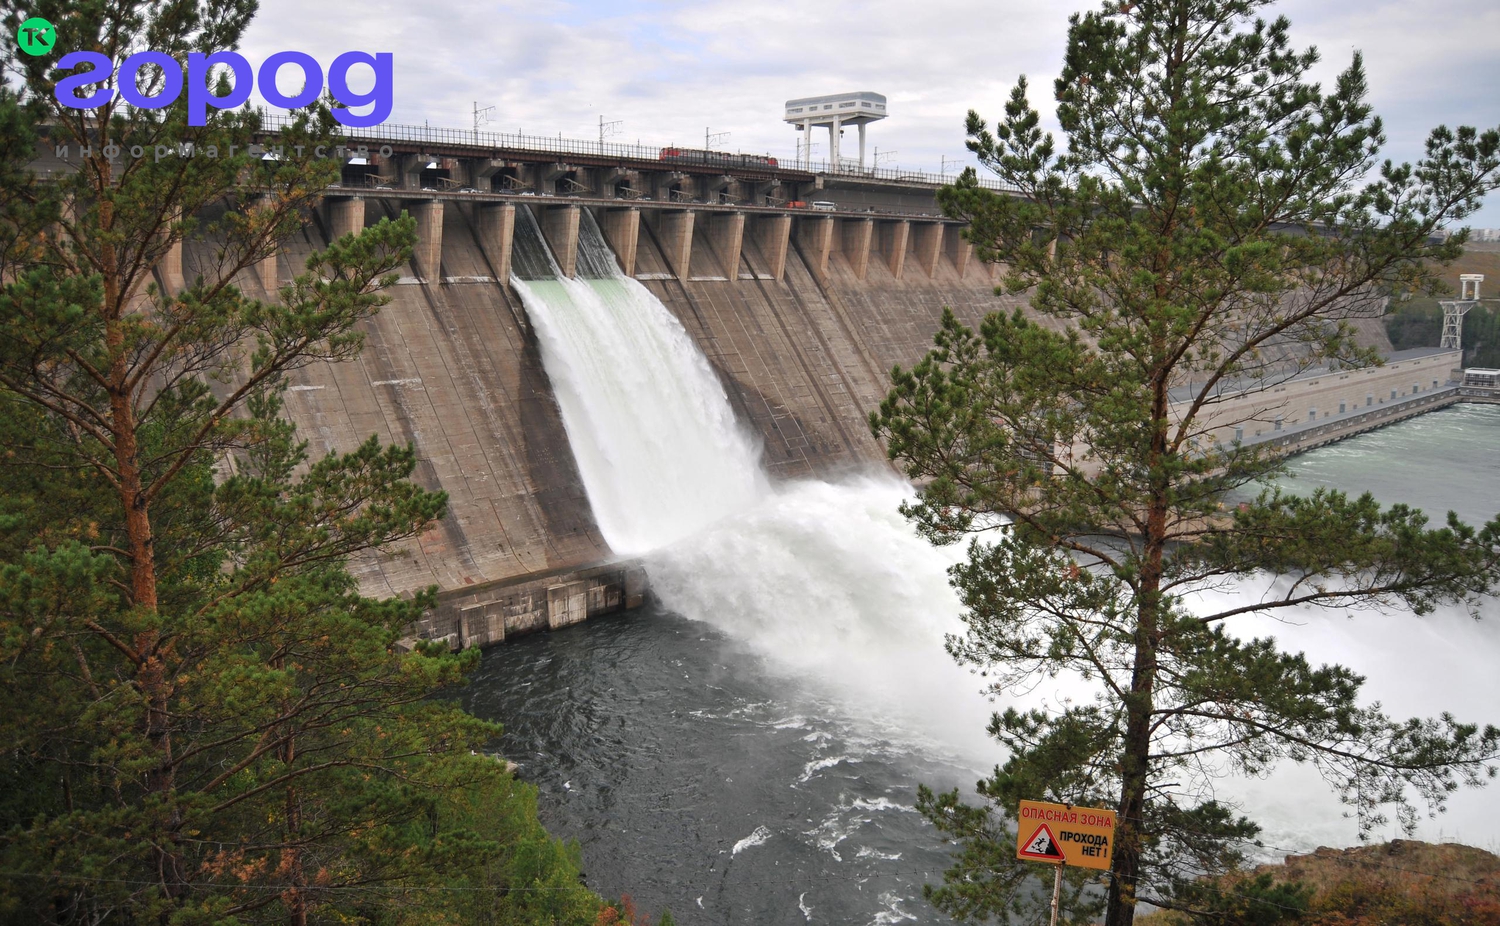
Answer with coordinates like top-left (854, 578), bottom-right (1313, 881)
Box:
top-left (1440, 274), bottom-right (1484, 350)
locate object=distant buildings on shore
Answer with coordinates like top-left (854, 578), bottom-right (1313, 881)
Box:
top-left (1440, 227), bottom-right (1500, 242)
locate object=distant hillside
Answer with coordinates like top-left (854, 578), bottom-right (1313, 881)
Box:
top-left (1385, 244), bottom-right (1500, 366)
top-left (1433, 242), bottom-right (1500, 287)
top-left (1137, 840), bottom-right (1500, 925)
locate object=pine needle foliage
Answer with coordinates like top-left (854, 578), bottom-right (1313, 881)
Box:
top-left (0, 2), bottom-right (602, 923)
top-left (870, 2), bottom-right (1500, 924)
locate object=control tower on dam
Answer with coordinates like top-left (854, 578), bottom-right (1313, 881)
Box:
top-left (784, 91), bottom-right (887, 170)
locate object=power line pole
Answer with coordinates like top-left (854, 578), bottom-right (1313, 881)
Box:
top-left (599, 115), bottom-right (623, 154)
top-left (472, 101), bottom-right (495, 145)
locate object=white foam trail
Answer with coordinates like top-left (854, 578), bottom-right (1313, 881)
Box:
top-left (798, 755), bottom-right (858, 784)
top-left (852, 797), bottom-right (918, 814)
top-left (871, 892), bottom-right (918, 925)
top-left (646, 477), bottom-right (1003, 768)
top-left (512, 272), bottom-right (767, 555)
top-left (732, 824), bottom-right (772, 856)
top-left (1185, 577), bottom-right (1500, 850)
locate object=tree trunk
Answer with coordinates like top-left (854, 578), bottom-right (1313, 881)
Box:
top-left (1108, 650), bottom-right (1154, 925)
top-left (1107, 379), bottom-right (1171, 926)
top-left (282, 734), bottom-right (308, 926)
top-left (283, 804), bottom-right (308, 926)
top-left (100, 155), bottom-right (182, 909)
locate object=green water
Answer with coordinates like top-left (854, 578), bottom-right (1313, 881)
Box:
top-left (1275, 403), bottom-right (1500, 524)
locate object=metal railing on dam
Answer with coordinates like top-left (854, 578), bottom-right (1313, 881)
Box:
top-left (316, 185), bottom-right (968, 223)
top-left (254, 113), bottom-right (1022, 194)
top-left (257, 113), bottom-right (775, 164)
top-left (798, 157), bottom-right (1022, 193)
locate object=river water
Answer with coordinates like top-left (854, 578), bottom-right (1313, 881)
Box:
top-left (468, 211), bottom-right (1500, 922)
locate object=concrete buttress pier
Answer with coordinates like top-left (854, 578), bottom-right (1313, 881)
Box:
top-left (657, 210), bottom-right (695, 279)
top-left (478, 203), bottom-right (515, 283)
top-left (913, 222), bottom-right (943, 278)
top-left (843, 218), bottom-right (873, 280)
top-left (796, 215), bottom-right (835, 279)
top-left (254, 196), bottom-right (279, 293)
top-left (159, 209), bottom-right (184, 294)
top-left (329, 197), bottom-right (366, 240)
top-left (880, 219), bottom-right (909, 279)
top-left (257, 248), bottom-right (277, 292)
top-left (708, 213), bottom-right (745, 280)
top-left (601, 208), bottom-right (641, 277)
top-left (944, 225), bottom-right (971, 279)
top-left (413, 200), bottom-right (444, 282)
top-left (542, 205), bottom-right (581, 278)
top-left (751, 214), bottom-right (792, 281)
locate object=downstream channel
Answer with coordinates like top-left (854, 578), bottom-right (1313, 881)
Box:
top-left (467, 210), bottom-right (1500, 923)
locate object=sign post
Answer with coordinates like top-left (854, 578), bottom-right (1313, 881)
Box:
top-left (1014, 799), bottom-right (1117, 926)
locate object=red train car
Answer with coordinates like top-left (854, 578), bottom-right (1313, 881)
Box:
top-left (659, 147), bottom-right (779, 169)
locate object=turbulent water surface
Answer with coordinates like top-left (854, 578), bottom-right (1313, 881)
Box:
top-left (471, 214), bottom-right (1500, 921)
top-left (467, 607), bottom-right (976, 925)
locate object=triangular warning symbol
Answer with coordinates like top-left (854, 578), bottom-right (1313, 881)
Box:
top-left (1019, 823), bottom-right (1065, 860)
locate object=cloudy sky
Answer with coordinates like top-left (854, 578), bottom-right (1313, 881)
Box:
top-left (240, 0), bottom-right (1500, 226)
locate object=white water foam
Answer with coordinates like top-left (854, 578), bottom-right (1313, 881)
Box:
top-left (731, 824), bottom-right (772, 856)
top-left (1185, 577), bottom-right (1500, 851)
top-left (645, 476), bottom-right (1003, 767)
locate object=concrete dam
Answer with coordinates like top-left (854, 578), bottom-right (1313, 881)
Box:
top-left (176, 178), bottom-right (1041, 643)
top-left (158, 127), bottom-right (1402, 646)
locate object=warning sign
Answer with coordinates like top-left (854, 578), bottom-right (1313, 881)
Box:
top-left (1014, 799), bottom-right (1116, 871)
top-left (1019, 823), bottom-right (1065, 860)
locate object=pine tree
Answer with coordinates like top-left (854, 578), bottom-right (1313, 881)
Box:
top-left (870, 2), bottom-right (1500, 924)
top-left (0, 3), bottom-right (601, 923)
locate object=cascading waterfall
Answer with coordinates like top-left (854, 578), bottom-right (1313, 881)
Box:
top-left (510, 208), bottom-right (768, 554)
top-left (507, 208), bottom-right (1001, 759)
top-left (507, 209), bottom-right (1500, 860)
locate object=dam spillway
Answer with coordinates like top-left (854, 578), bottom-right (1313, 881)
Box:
top-left (179, 180), bottom-right (1411, 630)
top-left (185, 192), bottom-right (1049, 607)
top-left (509, 207), bottom-right (767, 554)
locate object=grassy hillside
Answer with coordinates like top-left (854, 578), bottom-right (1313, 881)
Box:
top-left (1137, 840), bottom-right (1500, 925)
